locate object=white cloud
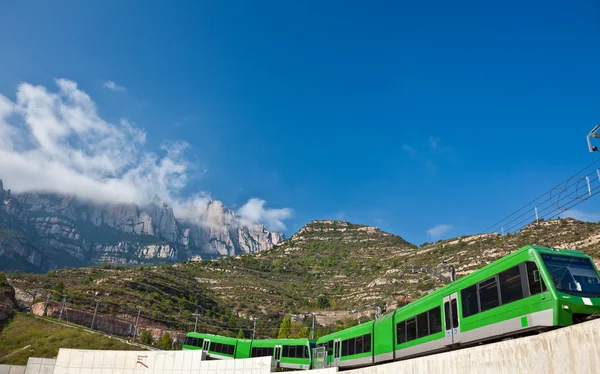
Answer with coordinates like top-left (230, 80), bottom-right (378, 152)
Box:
top-left (402, 144), bottom-right (417, 156)
top-left (0, 78), bottom-right (292, 231)
top-left (562, 209), bottom-right (600, 222)
top-left (102, 80), bottom-right (126, 92)
top-left (237, 198), bottom-right (293, 231)
top-left (427, 224), bottom-right (454, 238)
top-left (429, 136), bottom-right (440, 151)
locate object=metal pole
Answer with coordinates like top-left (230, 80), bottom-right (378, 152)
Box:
top-left (90, 299), bottom-right (99, 329)
top-left (59, 296), bottom-right (66, 320)
top-left (312, 314), bottom-right (316, 340)
top-left (134, 306), bottom-right (142, 341)
top-left (43, 294), bottom-right (51, 317)
top-left (192, 311), bottom-right (199, 333)
top-left (252, 319), bottom-right (257, 340)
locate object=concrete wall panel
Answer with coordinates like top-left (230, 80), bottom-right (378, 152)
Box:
top-left (24, 358), bottom-right (55, 374)
top-left (0, 365), bottom-right (26, 374)
top-left (345, 318), bottom-right (600, 374)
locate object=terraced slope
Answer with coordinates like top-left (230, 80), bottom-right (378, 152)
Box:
top-left (7, 219), bottom-right (600, 342)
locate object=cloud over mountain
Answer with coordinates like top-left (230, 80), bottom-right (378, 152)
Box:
top-left (0, 78), bottom-right (292, 231)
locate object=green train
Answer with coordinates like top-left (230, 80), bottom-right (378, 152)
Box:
top-left (183, 245), bottom-right (600, 370)
top-left (182, 332), bottom-right (315, 370)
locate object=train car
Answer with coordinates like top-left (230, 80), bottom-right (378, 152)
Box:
top-left (388, 245), bottom-right (600, 361)
top-left (181, 332), bottom-right (238, 359)
top-left (316, 320), bottom-right (374, 369)
top-left (249, 338), bottom-right (315, 370)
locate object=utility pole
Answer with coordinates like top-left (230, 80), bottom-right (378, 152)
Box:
top-left (192, 310), bottom-right (199, 333)
top-left (90, 299), bottom-right (100, 330)
top-left (252, 318), bottom-right (257, 340)
top-left (59, 296), bottom-right (67, 320)
top-left (311, 314), bottom-right (316, 340)
top-left (43, 294), bottom-right (51, 317)
top-left (134, 306), bottom-right (142, 341)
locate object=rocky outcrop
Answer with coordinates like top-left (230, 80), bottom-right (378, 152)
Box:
top-left (0, 284), bottom-right (17, 321)
top-left (0, 179), bottom-right (285, 272)
top-left (30, 302), bottom-right (185, 344)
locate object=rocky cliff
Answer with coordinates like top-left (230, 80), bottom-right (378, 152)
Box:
top-left (0, 179), bottom-right (284, 272)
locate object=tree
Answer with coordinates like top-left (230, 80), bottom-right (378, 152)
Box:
top-left (317, 296), bottom-right (330, 309)
top-left (160, 332), bottom-right (172, 349)
top-left (277, 314), bottom-right (291, 339)
top-left (54, 281), bottom-right (64, 294)
top-left (296, 327), bottom-right (310, 339)
top-left (0, 272), bottom-right (7, 286)
top-left (140, 330), bottom-right (153, 345)
top-left (237, 329), bottom-right (244, 339)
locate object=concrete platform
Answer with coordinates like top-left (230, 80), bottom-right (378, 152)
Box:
top-left (345, 318), bottom-right (600, 374)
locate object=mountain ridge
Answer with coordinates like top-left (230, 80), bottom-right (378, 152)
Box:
top-left (0, 179), bottom-right (285, 272)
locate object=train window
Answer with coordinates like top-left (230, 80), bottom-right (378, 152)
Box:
top-left (444, 302), bottom-right (450, 329)
top-left (397, 321), bottom-right (407, 344)
top-left (355, 336), bottom-right (363, 354)
top-left (282, 345), bottom-right (289, 357)
top-left (406, 317), bottom-right (417, 342)
top-left (429, 307), bottom-right (442, 334)
top-left (479, 276), bottom-right (500, 312)
top-left (451, 299), bottom-right (459, 328)
top-left (327, 341), bottom-right (333, 355)
top-left (500, 265), bottom-right (523, 304)
top-left (228, 344), bottom-right (235, 355)
top-left (461, 285), bottom-right (479, 318)
top-left (417, 312), bottom-right (429, 338)
top-left (527, 261), bottom-right (547, 295)
top-left (364, 334), bottom-right (371, 352)
top-left (342, 339), bottom-right (349, 356)
top-left (348, 338), bottom-right (356, 356)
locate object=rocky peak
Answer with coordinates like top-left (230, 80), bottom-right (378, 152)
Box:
top-left (0, 178), bottom-right (286, 272)
top-left (291, 220), bottom-right (395, 244)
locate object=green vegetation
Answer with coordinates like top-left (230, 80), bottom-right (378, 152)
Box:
top-left (6, 218), bottom-right (600, 344)
top-left (159, 332), bottom-right (172, 349)
top-left (0, 314), bottom-right (141, 365)
top-left (277, 315), bottom-right (291, 338)
top-left (140, 330), bottom-right (153, 345)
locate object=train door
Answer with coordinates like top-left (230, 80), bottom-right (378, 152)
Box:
top-left (443, 293), bottom-right (461, 345)
top-left (274, 345), bottom-right (282, 367)
top-left (333, 338), bottom-right (341, 366)
top-left (202, 339), bottom-right (210, 353)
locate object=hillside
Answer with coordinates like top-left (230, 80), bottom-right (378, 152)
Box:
top-left (6, 218), bottom-right (600, 345)
top-left (0, 179), bottom-right (284, 272)
top-left (0, 314), bottom-right (142, 365)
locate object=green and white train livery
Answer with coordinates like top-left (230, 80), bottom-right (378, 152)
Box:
top-left (184, 245), bottom-right (600, 370)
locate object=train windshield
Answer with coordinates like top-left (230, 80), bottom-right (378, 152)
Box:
top-left (541, 254), bottom-right (600, 298)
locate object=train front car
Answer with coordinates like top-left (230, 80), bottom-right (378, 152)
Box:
top-left (537, 248), bottom-right (600, 325)
top-left (390, 245), bottom-right (600, 362)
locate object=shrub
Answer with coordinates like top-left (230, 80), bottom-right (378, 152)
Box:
top-left (140, 330), bottom-right (153, 345)
top-left (159, 332), bottom-right (172, 349)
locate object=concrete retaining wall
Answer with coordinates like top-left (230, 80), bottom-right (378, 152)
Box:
top-left (0, 365), bottom-right (26, 374)
top-left (24, 358), bottom-right (55, 374)
top-left (345, 318), bottom-right (600, 374)
top-left (52, 349), bottom-right (272, 374)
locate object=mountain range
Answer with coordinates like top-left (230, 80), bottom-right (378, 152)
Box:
top-left (0, 179), bottom-right (284, 272)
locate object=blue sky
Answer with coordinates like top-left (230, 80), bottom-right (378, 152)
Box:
top-left (0, 0), bottom-right (599, 245)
